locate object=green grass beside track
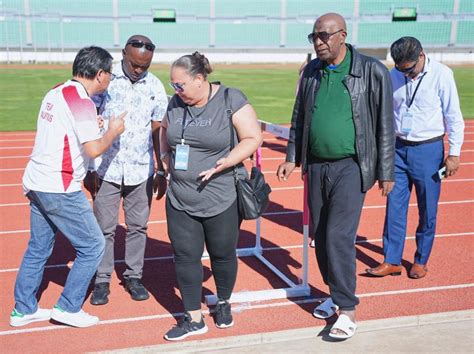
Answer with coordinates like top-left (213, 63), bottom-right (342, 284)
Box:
top-left (0, 65), bottom-right (472, 131)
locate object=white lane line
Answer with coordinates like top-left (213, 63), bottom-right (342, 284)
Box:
top-left (0, 202), bottom-right (29, 207)
top-left (0, 168), bottom-right (24, 172)
top-left (0, 146), bottom-right (32, 150)
top-left (0, 282), bottom-right (472, 336)
top-left (0, 151), bottom-right (474, 160)
top-left (0, 156), bottom-right (29, 159)
top-left (0, 229), bottom-right (30, 235)
top-left (0, 139), bottom-right (34, 142)
top-left (443, 178), bottom-right (474, 182)
top-left (0, 195), bottom-right (473, 217)
top-left (0, 191), bottom-right (474, 213)
top-left (0, 175), bottom-right (472, 205)
top-left (1, 231), bottom-right (472, 273)
top-left (2, 177), bottom-right (473, 189)
top-left (363, 199), bottom-right (474, 209)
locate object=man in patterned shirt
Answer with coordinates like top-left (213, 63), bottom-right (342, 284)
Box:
top-left (87, 35), bottom-right (168, 305)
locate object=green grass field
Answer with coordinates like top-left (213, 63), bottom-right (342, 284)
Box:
top-left (0, 64), bottom-right (472, 131)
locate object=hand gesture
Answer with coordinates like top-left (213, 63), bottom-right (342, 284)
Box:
top-left (97, 115), bottom-right (104, 129)
top-left (108, 111), bottom-right (127, 135)
top-left (199, 158), bottom-right (229, 181)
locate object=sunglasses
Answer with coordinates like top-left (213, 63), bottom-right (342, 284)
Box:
top-left (169, 82), bottom-right (186, 92)
top-left (395, 59), bottom-right (419, 74)
top-left (307, 29), bottom-right (345, 44)
top-left (126, 39), bottom-right (156, 52)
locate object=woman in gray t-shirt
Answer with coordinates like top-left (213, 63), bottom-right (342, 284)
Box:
top-left (159, 52), bottom-right (262, 341)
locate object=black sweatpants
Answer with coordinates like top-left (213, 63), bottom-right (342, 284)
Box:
top-left (307, 157), bottom-right (366, 311)
top-left (166, 197), bottom-right (240, 312)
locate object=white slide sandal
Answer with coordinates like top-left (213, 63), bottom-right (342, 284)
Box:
top-left (328, 314), bottom-right (357, 339)
top-left (312, 298), bottom-right (339, 319)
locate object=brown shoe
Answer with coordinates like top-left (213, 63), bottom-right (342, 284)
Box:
top-left (366, 263), bottom-right (403, 277)
top-left (409, 263), bottom-right (428, 279)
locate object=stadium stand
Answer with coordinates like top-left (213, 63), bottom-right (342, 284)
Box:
top-left (0, 0), bottom-right (472, 54)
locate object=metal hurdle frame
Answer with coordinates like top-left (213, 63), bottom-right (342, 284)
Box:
top-left (205, 120), bottom-right (310, 305)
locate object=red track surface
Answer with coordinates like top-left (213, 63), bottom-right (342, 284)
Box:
top-left (0, 123), bottom-right (473, 353)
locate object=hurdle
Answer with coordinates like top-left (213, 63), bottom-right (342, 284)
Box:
top-left (205, 120), bottom-right (311, 305)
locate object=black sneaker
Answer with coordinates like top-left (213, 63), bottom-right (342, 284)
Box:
top-left (90, 283), bottom-right (110, 305)
top-left (214, 300), bottom-right (234, 328)
top-left (164, 313), bottom-right (208, 341)
top-left (124, 278), bottom-right (149, 301)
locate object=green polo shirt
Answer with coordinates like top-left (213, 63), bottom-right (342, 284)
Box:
top-left (309, 48), bottom-right (355, 160)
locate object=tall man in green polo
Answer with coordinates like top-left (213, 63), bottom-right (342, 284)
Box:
top-left (277, 13), bottom-right (395, 339)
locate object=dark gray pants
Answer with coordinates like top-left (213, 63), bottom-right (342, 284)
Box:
top-left (307, 157), bottom-right (365, 311)
top-left (93, 177), bottom-right (153, 284)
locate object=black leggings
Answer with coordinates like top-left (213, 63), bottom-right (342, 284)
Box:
top-left (166, 197), bottom-right (240, 311)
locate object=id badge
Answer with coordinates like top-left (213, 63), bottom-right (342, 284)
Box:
top-left (401, 111), bottom-right (413, 135)
top-left (175, 143), bottom-right (190, 171)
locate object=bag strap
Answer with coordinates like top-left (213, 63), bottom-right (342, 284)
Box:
top-left (224, 88), bottom-right (240, 183)
top-left (224, 88), bottom-right (235, 150)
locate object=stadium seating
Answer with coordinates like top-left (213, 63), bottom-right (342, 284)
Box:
top-left (0, 0), bottom-right (472, 49)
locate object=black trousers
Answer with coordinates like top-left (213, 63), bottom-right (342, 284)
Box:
top-left (166, 198), bottom-right (240, 311)
top-left (307, 157), bottom-right (365, 311)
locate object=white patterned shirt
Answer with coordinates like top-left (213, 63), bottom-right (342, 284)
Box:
top-left (91, 63), bottom-right (168, 185)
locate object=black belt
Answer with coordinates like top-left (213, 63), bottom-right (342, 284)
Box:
top-left (396, 135), bottom-right (444, 147)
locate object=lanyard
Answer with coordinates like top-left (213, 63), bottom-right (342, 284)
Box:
top-left (180, 83), bottom-right (213, 144)
top-left (405, 73), bottom-right (426, 109)
top-left (180, 109), bottom-right (189, 144)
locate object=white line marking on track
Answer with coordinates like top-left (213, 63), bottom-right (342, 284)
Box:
top-left (0, 156), bottom-right (29, 159)
top-left (0, 202), bottom-right (28, 207)
top-left (0, 139), bottom-right (34, 142)
top-left (0, 146), bottom-right (32, 150)
top-left (0, 283), bottom-right (472, 336)
top-left (0, 229), bottom-right (30, 235)
top-left (0, 168), bottom-right (24, 172)
top-left (1, 232), bottom-right (472, 273)
top-left (0, 178), bottom-right (474, 189)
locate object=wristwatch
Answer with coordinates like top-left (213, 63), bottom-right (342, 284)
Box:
top-left (160, 151), bottom-right (170, 160)
top-left (156, 170), bottom-right (166, 177)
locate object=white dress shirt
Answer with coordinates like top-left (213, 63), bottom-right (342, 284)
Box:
top-left (391, 57), bottom-right (464, 156)
top-left (91, 63), bottom-right (168, 185)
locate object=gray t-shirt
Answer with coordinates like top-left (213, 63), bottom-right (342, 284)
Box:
top-left (166, 85), bottom-right (248, 217)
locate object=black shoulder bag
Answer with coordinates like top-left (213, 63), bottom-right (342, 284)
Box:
top-left (224, 88), bottom-right (271, 220)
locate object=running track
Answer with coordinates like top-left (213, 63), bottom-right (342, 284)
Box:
top-left (0, 123), bottom-right (473, 353)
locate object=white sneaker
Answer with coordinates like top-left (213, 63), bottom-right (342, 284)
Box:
top-left (50, 305), bottom-right (99, 328)
top-left (10, 308), bottom-right (51, 327)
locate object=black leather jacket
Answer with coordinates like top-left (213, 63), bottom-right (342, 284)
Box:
top-left (286, 45), bottom-right (395, 192)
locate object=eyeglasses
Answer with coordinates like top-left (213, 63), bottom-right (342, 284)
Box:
top-left (103, 70), bottom-right (116, 80)
top-left (169, 82), bottom-right (185, 92)
top-left (126, 39), bottom-right (156, 52)
top-left (307, 29), bottom-right (345, 44)
top-left (395, 59), bottom-right (418, 74)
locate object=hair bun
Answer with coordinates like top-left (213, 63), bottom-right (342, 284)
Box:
top-left (192, 51), bottom-right (212, 75)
